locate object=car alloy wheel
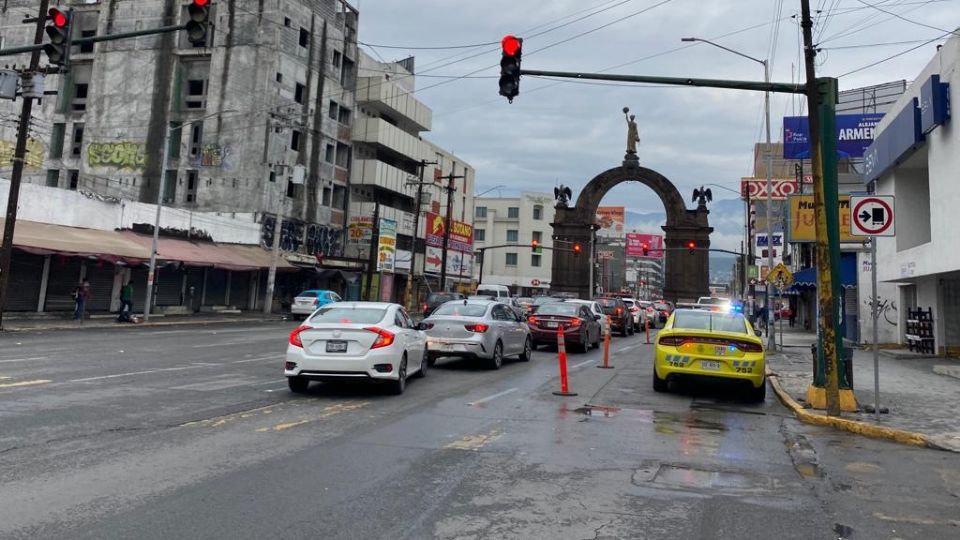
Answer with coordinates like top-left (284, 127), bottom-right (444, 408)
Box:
top-left (288, 376), bottom-right (309, 393)
top-left (489, 341), bottom-right (503, 370)
top-left (519, 337), bottom-right (532, 362)
top-left (389, 357), bottom-right (407, 395)
top-left (414, 350), bottom-right (428, 378)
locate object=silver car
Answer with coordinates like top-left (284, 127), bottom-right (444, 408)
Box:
top-left (564, 299), bottom-right (610, 336)
top-left (421, 299), bottom-right (532, 369)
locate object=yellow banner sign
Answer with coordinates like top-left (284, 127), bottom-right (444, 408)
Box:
top-left (787, 195), bottom-right (864, 243)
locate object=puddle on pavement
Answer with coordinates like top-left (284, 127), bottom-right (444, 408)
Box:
top-left (573, 404), bottom-right (622, 417)
top-left (794, 462), bottom-right (820, 478)
top-left (654, 464), bottom-right (759, 490)
top-left (653, 411), bottom-right (728, 433)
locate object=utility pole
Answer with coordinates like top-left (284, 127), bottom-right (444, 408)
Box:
top-left (801, 0), bottom-right (842, 416)
top-left (403, 159), bottom-right (437, 310)
top-left (0, 0), bottom-right (50, 331)
top-left (263, 213), bottom-right (283, 314)
top-left (364, 201), bottom-right (380, 301)
top-left (438, 168), bottom-right (465, 291)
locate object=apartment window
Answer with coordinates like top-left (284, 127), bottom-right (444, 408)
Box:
top-left (507, 207), bottom-right (520, 218)
top-left (72, 83), bottom-right (88, 111)
top-left (71, 123), bottom-right (84, 156)
top-left (286, 180), bottom-right (298, 198)
top-left (168, 121), bottom-right (182, 159)
top-left (322, 187), bottom-right (332, 206)
top-left (505, 253), bottom-right (518, 266)
top-left (474, 229), bottom-right (485, 242)
top-left (49, 123), bottom-right (65, 159)
top-left (294, 82), bottom-right (305, 104)
top-left (533, 231), bottom-right (543, 244)
top-left (269, 171), bottom-right (276, 183)
top-left (333, 185), bottom-right (347, 209)
top-left (341, 57), bottom-right (355, 86)
top-left (328, 100), bottom-right (338, 120)
top-left (68, 169), bottom-right (79, 190)
top-left (45, 169), bottom-right (60, 188)
top-left (162, 170), bottom-right (176, 203)
top-left (531, 254), bottom-right (542, 267)
top-left (506, 230), bottom-right (518, 243)
top-left (533, 204), bottom-right (543, 220)
top-left (332, 50), bottom-right (342, 69)
top-left (186, 79), bottom-right (207, 109)
top-left (189, 123), bottom-right (203, 157)
top-left (475, 206), bottom-right (487, 218)
top-left (337, 107), bottom-right (351, 125)
top-left (291, 130), bottom-right (302, 151)
top-left (185, 170), bottom-right (198, 203)
top-left (299, 28), bottom-right (309, 47)
top-left (79, 30), bottom-right (95, 53)
top-left (276, 72), bottom-right (282, 83)
top-left (335, 142), bottom-right (350, 168)
top-left (324, 143), bottom-right (335, 163)
top-left (284, 17), bottom-right (291, 27)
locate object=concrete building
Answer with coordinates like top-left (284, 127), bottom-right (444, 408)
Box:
top-left (472, 192), bottom-right (554, 296)
top-left (348, 52), bottom-right (474, 303)
top-left (863, 36), bottom-right (957, 354)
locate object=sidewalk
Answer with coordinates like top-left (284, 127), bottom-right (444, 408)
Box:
top-left (767, 326), bottom-right (960, 452)
top-left (0, 311), bottom-right (287, 333)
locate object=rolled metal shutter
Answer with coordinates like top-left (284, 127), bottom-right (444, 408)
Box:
top-left (44, 257), bottom-right (83, 312)
top-left (229, 271), bottom-right (252, 309)
top-left (205, 268), bottom-right (228, 305)
top-left (5, 253), bottom-right (44, 311)
top-left (185, 268), bottom-right (204, 311)
top-left (85, 262), bottom-right (117, 312)
top-left (155, 266), bottom-right (184, 306)
top-left (129, 266), bottom-right (149, 311)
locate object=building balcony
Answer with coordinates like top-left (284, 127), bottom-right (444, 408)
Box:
top-left (355, 77), bottom-right (432, 132)
top-left (353, 116), bottom-right (426, 160)
top-left (350, 159), bottom-right (418, 198)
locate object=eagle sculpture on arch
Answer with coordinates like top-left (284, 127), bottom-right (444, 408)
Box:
top-left (692, 186), bottom-right (713, 207)
top-left (554, 185), bottom-right (573, 208)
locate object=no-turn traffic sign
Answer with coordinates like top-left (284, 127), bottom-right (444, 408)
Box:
top-left (851, 195), bottom-right (895, 237)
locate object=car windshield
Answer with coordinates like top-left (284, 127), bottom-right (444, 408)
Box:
top-left (672, 311), bottom-right (748, 334)
top-left (654, 302), bottom-right (669, 310)
top-left (622, 300), bottom-right (635, 307)
top-left (698, 297), bottom-right (728, 305)
top-left (297, 291), bottom-right (319, 298)
top-left (596, 298), bottom-right (620, 307)
top-left (309, 306), bottom-right (386, 324)
top-left (428, 293), bottom-right (460, 304)
top-left (432, 303), bottom-right (488, 317)
top-left (639, 301), bottom-right (652, 308)
top-left (535, 303), bottom-right (579, 316)
top-left (533, 297), bottom-right (561, 305)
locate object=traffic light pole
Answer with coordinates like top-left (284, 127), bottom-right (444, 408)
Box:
top-left (0, 0), bottom-right (50, 331)
top-left (438, 169), bottom-right (465, 291)
top-left (403, 160), bottom-right (438, 311)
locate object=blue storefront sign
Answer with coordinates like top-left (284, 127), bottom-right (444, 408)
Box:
top-left (920, 74), bottom-right (950, 134)
top-left (864, 97), bottom-right (925, 182)
top-left (783, 113), bottom-right (884, 159)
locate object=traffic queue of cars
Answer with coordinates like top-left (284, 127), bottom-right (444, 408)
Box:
top-left (283, 288), bottom-right (764, 402)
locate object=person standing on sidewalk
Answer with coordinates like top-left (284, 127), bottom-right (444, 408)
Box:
top-left (73, 281), bottom-right (91, 321)
top-left (117, 281), bottom-right (134, 323)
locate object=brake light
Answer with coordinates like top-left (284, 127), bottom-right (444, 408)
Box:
top-left (629, 307), bottom-right (639, 313)
top-left (422, 303), bottom-right (428, 312)
top-left (289, 325), bottom-right (309, 348)
top-left (527, 316), bottom-right (538, 325)
top-left (616, 307), bottom-right (623, 315)
top-left (732, 340), bottom-right (763, 353)
top-left (465, 323), bottom-right (489, 333)
top-left (365, 326), bottom-right (395, 349)
top-left (658, 336), bottom-right (686, 347)
top-left (313, 298), bottom-right (320, 305)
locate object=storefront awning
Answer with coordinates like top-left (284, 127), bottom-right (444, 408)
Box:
top-left (119, 232), bottom-right (296, 271)
top-left (0, 220), bottom-right (151, 263)
top-left (789, 253), bottom-right (858, 290)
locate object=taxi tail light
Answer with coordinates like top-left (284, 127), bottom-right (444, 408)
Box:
top-left (732, 340), bottom-right (763, 353)
top-left (289, 325), bottom-right (309, 348)
top-left (465, 323), bottom-right (489, 333)
top-left (658, 335), bottom-right (686, 347)
top-left (365, 326), bottom-right (395, 349)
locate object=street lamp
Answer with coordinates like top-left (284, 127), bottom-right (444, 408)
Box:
top-left (705, 182), bottom-right (749, 301)
top-left (684, 37), bottom-right (775, 351)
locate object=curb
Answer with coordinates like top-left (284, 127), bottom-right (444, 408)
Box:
top-left (765, 366), bottom-right (949, 452)
top-left (2, 317), bottom-right (285, 333)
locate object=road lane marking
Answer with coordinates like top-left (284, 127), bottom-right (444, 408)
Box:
top-left (70, 365), bottom-right (206, 382)
top-left (255, 401), bottom-right (370, 432)
top-left (0, 356), bottom-right (50, 364)
top-left (444, 429), bottom-right (502, 451)
top-left (570, 359), bottom-right (595, 370)
top-left (0, 379), bottom-right (51, 389)
top-left (467, 387), bottom-right (518, 406)
top-left (192, 338), bottom-right (277, 349)
top-left (231, 355), bottom-right (283, 364)
top-left (181, 403), bottom-right (280, 427)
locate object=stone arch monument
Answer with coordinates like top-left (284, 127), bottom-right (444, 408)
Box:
top-left (550, 157), bottom-right (713, 303)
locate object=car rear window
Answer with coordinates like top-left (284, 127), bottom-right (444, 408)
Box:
top-left (535, 303), bottom-right (578, 316)
top-left (622, 300), bottom-right (635, 308)
top-left (673, 311), bottom-right (747, 334)
top-left (654, 302), bottom-right (669, 310)
top-left (297, 291), bottom-right (319, 298)
top-left (432, 303), bottom-right (488, 317)
top-left (533, 297), bottom-right (561, 305)
top-left (309, 306), bottom-right (386, 324)
top-left (596, 298), bottom-right (620, 307)
top-left (428, 293), bottom-right (460, 303)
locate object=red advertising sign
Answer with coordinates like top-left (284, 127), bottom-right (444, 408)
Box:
top-left (740, 178), bottom-right (799, 200)
top-left (424, 212), bottom-right (473, 252)
top-left (625, 233), bottom-right (663, 258)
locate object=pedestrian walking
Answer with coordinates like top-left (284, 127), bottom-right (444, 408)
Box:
top-left (72, 280), bottom-right (90, 321)
top-left (117, 281), bottom-right (134, 323)
top-left (789, 307), bottom-right (796, 328)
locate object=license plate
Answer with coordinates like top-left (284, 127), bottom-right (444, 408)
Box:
top-left (701, 360), bottom-right (721, 370)
top-left (326, 340), bottom-right (347, 353)
top-left (544, 321), bottom-right (558, 328)
top-left (713, 345), bottom-right (727, 356)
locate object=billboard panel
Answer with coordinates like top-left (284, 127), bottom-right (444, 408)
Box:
top-left (625, 233), bottom-right (664, 258)
top-left (595, 206), bottom-right (625, 238)
top-left (783, 113), bottom-right (884, 159)
top-left (787, 195), bottom-right (864, 242)
top-left (376, 218), bottom-right (397, 272)
top-left (424, 212), bottom-right (472, 252)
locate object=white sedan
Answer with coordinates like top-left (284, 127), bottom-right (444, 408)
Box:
top-left (285, 302), bottom-right (427, 395)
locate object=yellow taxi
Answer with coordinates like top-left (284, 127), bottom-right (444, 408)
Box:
top-left (653, 308), bottom-right (766, 402)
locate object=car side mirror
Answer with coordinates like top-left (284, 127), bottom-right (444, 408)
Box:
top-left (417, 322), bottom-right (429, 331)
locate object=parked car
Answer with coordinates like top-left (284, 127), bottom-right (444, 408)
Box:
top-left (290, 289), bottom-right (342, 320)
top-left (595, 297), bottom-right (634, 337)
top-left (422, 291), bottom-right (466, 318)
top-left (475, 284), bottom-right (511, 300)
top-left (285, 302), bottom-right (426, 395)
top-left (421, 299), bottom-right (532, 369)
top-left (637, 300), bottom-right (658, 329)
top-left (653, 308), bottom-right (766, 402)
top-left (527, 301), bottom-right (601, 353)
top-left (696, 296), bottom-right (732, 312)
top-left (529, 296), bottom-right (564, 313)
top-left (564, 299), bottom-right (609, 336)
top-left (653, 300), bottom-right (673, 323)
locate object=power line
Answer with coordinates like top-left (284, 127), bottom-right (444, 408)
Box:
top-left (854, 0), bottom-right (960, 36)
top-left (822, 36), bottom-right (944, 49)
top-left (837, 31), bottom-right (949, 77)
top-left (359, 40), bottom-right (498, 50)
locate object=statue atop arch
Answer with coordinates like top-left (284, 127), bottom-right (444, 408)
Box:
top-left (623, 106), bottom-right (640, 156)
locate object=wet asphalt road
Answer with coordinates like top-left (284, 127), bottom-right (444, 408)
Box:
top-left (1, 322), bottom-right (958, 540)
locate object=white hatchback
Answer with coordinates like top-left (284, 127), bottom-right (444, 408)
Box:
top-left (285, 302), bottom-right (427, 395)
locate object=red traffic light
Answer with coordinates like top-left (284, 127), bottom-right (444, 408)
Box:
top-left (686, 241), bottom-right (696, 250)
top-left (501, 35), bottom-right (521, 56)
top-left (573, 243), bottom-right (582, 253)
top-left (531, 239), bottom-right (539, 248)
top-left (48, 8), bottom-right (67, 28)
top-left (193, 0), bottom-right (210, 5)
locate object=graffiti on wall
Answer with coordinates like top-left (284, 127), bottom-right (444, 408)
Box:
top-left (261, 215), bottom-right (343, 258)
top-left (191, 144), bottom-right (232, 169)
top-left (0, 138), bottom-right (44, 169)
top-left (865, 296), bottom-right (898, 326)
top-left (87, 141), bottom-right (146, 170)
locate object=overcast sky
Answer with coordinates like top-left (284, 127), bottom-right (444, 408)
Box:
top-left (354, 0), bottom-right (957, 224)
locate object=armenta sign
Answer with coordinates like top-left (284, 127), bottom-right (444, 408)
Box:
top-left (783, 113), bottom-right (884, 159)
